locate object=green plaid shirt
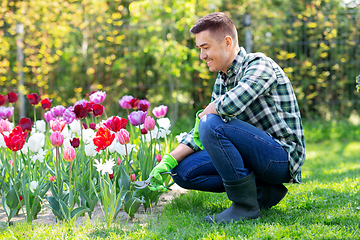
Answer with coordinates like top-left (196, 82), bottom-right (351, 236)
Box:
top-left (180, 47), bottom-right (305, 183)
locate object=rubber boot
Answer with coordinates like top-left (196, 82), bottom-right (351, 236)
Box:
top-left (256, 178), bottom-right (288, 211)
top-left (204, 172), bottom-right (261, 223)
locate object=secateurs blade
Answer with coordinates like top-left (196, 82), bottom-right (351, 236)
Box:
top-left (134, 172), bottom-right (177, 189)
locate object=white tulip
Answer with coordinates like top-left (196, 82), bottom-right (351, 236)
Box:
top-left (30, 181), bottom-right (38, 191)
top-left (69, 120), bottom-right (81, 135)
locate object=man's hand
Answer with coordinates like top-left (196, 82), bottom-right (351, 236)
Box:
top-left (193, 109), bottom-right (204, 149)
top-left (149, 154), bottom-right (178, 192)
top-left (198, 101), bottom-right (218, 119)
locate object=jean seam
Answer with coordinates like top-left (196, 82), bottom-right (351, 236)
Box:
top-left (184, 161), bottom-right (214, 179)
top-left (263, 160), bottom-right (289, 180)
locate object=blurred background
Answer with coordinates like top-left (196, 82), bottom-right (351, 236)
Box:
top-left (0, 0), bottom-right (359, 133)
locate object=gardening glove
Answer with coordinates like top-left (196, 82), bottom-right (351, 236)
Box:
top-left (149, 153), bottom-right (178, 192)
top-left (193, 109), bottom-right (204, 150)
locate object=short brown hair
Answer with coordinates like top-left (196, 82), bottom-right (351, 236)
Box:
top-left (190, 12), bottom-right (238, 44)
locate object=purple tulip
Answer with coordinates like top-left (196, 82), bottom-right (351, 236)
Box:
top-left (50, 105), bottom-right (66, 118)
top-left (118, 95), bottom-right (134, 109)
top-left (128, 110), bottom-right (147, 126)
top-left (89, 91), bottom-right (106, 104)
top-left (63, 107), bottom-right (76, 124)
top-left (0, 106), bottom-right (14, 119)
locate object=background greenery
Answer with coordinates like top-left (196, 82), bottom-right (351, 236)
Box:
top-left (0, 0), bottom-right (359, 126)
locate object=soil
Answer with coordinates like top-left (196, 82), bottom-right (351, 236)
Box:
top-left (0, 184), bottom-right (188, 227)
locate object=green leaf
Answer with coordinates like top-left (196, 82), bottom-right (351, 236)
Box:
top-left (6, 187), bottom-right (19, 210)
top-left (70, 206), bottom-right (90, 220)
top-left (45, 196), bottom-right (63, 220)
top-left (59, 199), bottom-right (70, 221)
top-left (124, 197), bottom-right (143, 219)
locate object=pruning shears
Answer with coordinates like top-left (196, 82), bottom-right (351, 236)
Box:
top-left (134, 172), bottom-right (177, 189)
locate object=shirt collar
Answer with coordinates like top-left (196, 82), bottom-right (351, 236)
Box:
top-left (219, 47), bottom-right (247, 84)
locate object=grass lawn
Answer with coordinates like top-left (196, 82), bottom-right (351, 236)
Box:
top-left (1, 120), bottom-right (360, 239)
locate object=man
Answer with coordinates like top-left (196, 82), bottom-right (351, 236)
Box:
top-left (149, 12), bottom-right (305, 224)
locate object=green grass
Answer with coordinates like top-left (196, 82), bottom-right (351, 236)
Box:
top-left (1, 119), bottom-right (360, 239)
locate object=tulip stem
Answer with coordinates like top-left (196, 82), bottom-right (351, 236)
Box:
top-left (56, 147), bottom-right (61, 191)
top-left (125, 144), bottom-right (129, 175)
top-left (69, 161), bottom-right (72, 189)
top-left (13, 151), bottom-right (16, 178)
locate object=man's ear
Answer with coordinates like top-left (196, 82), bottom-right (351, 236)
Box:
top-left (224, 36), bottom-right (233, 51)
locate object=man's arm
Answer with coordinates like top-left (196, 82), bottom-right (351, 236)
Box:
top-left (198, 101), bottom-right (218, 119)
top-left (170, 143), bottom-right (195, 162)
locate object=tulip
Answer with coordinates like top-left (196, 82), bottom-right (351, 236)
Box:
top-left (70, 137), bottom-right (80, 148)
top-left (104, 116), bottom-right (127, 132)
top-left (63, 107), bottom-right (76, 124)
top-left (0, 94), bottom-right (8, 106)
top-left (69, 120), bottom-right (81, 134)
top-left (28, 133), bottom-right (45, 152)
top-left (19, 196), bottom-right (23, 201)
top-left (35, 120), bottom-right (46, 133)
top-left (152, 105), bottom-right (168, 118)
top-left (0, 119), bottom-right (10, 132)
top-left (89, 122), bottom-right (96, 130)
top-left (141, 128), bottom-right (148, 134)
top-left (18, 118), bottom-right (33, 133)
top-left (138, 99), bottom-right (150, 112)
top-left (85, 142), bottom-right (97, 157)
top-left (83, 128), bottom-right (95, 144)
top-left (63, 146), bottom-right (76, 162)
top-left (156, 154), bottom-right (162, 162)
top-left (144, 116), bottom-right (155, 131)
top-left (1, 126), bottom-right (28, 151)
top-left (50, 105), bottom-right (66, 118)
top-left (27, 93), bottom-right (41, 106)
top-left (128, 110), bottom-right (147, 126)
top-left (44, 111), bottom-right (55, 123)
top-left (89, 91), bottom-right (106, 104)
top-left (116, 129), bottom-right (130, 145)
top-left (50, 131), bottom-right (64, 147)
top-left (30, 181), bottom-right (38, 191)
top-left (50, 119), bottom-right (67, 132)
top-left (7, 91), bottom-right (18, 104)
top-left (0, 106), bottom-right (14, 119)
top-left (49, 176), bottom-right (55, 182)
top-left (40, 98), bottom-right (52, 110)
top-left (109, 173), bottom-right (114, 179)
top-left (93, 127), bottom-right (115, 152)
top-left (117, 157), bottom-right (121, 165)
top-left (118, 95), bottom-right (135, 109)
top-left (131, 174), bottom-right (136, 182)
top-left (74, 104), bottom-right (89, 119)
top-left (92, 104), bottom-right (104, 117)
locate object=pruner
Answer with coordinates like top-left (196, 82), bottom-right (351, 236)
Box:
top-left (134, 172), bottom-right (177, 189)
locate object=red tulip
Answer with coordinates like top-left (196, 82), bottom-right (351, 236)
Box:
top-left (109, 173), bottom-right (114, 180)
top-left (19, 196), bottom-right (23, 201)
top-left (104, 116), bottom-right (127, 132)
top-left (18, 118), bottom-right (33, 133)
top-left (156, 154), bottom-right (162, 162)
top-left (141, 128), bottom-right (148, 134)
top-left (1, 126), bottom-right (28, 151)
top-left (70, 137), bottom-right (80, 148)
top-left (92, 104), bottom-right (104, 117)
top-left (0, 94), bottom-right (7, 106)
top-left (93, 127), bottom-right (115, 152)
top-left (7, 91), bottom-right (18, 104)
top-left (138, 99), bottom-right (150, 112)
top-left (73, 104), bottom-right (89, 119)
top-left (27, 93), bottom-right (41, 106)
top-left (40, 98), bottom-right (52, 110)
top-left (89, 122), bottom-right (96, 130)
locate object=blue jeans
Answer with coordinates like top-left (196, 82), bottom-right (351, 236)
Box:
top-left (172, 114), bottom-right (291, 192)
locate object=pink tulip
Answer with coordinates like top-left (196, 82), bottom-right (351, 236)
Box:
top-left (117, 157), bottom-right (121, 165)
top-left (9, 159), bottom-right (14, 166)
top-left (89, 91), bottom-right (106, 104)
top-left (0, 119), bottom-right (10, 132)
top-left (131, 174), bottom-right (136, 182)
top-left (44, 111), bottom-right (55, 123)
top-left (128, 110), bottom-right (147, 126)
top-left (152, 105), bottom-right (167, 118)
top-left (144, 116), bottom-right (155, 131)
top-left (50, 119), bottom-right (67, 132)
top-left (63, 107), bottom-right (76, 124)
top-left (50, 131), bottom-right (64, 147)
top-left (116, 129), bottom-right (130, 145)
top-left (49, 176), bottom-right (55, 182)
top-left (63, 146), bottom-right (76, 162)
top-left (156, 154), bottom-right (162, 163)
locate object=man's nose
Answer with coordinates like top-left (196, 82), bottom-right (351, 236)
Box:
top-left (200, 50), bottom-right (207, 60)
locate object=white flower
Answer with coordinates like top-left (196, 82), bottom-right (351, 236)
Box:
top-left (176, 132), bottom-right (187, 142)
top-left (36, 120), bottom-right (46, 133)
top-left (93, 158), bottom-right (104, 174)
top-left (69, 120), bottom-right (81, 135)
top-left (28, 133), bottom-right (45, 152)
top-left (30, 181), bottom-right (38, 191)
top-left (0, 134), bottom-right (6, 148)
top-left (114, 143), bottom-right (136, 156)
top-left (30, 148), bottom-right (48, 163)
top-left (63, 137), bottom-right (71, 148)
top-left (83, 128), bottom-right (95, 144)
top-left (157, 117), bottom-right (171, 130)
top-left (21, 142), bottom-right (29, 154)
top-left (85, 142), bottom-right (97, 157)
top-left (93, 158), bottom-right (115, 175)
top-left (61, 125), bottom-right (71, 139)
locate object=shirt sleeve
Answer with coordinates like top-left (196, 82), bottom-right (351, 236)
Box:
top-left (179, 128), bottom-right (202, 151)
top-left (215, 57), bottom-right (277, 122)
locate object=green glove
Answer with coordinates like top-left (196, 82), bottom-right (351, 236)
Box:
top-left (193, 109), bottom-right (204, 150)
top-left (149, 154), bottom-right (178, 192)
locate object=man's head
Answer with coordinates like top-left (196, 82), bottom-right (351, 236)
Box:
top-left (190, 12), bottom-right (239, 73)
